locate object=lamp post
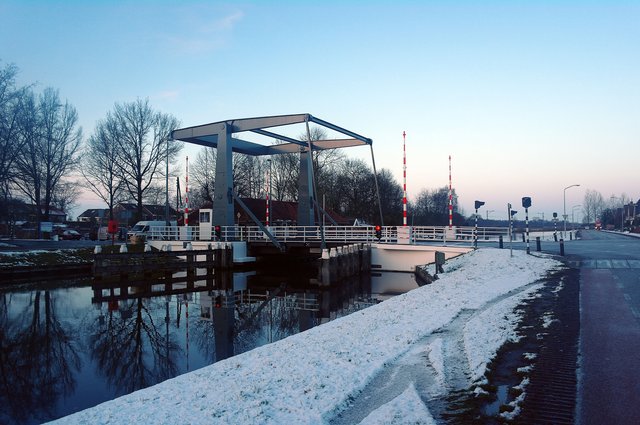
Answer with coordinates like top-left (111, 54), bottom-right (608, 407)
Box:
top-left (563, 184), bottom-right (580, 237)
top-left (572, 204), bottom-right (582, 230)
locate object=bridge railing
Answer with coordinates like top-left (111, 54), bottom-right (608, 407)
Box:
top-left (412, 226), bottom-right (447, 242)
top-left (236, 226), bottom-right (379, 243)
top-left (453, 226), bottom-right (510, 242)
top-left (146, 225), bottom-right (510, 246)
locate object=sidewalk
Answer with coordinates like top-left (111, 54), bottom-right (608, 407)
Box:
top-left (579, 267), bottom-right (640, 424)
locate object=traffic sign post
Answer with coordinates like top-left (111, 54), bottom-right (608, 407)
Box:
top-left (474, 200), bottom-right (485, 248)
top-left (522, 197), bottom-right (532, 254)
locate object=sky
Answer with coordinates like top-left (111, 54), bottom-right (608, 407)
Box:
top-left (1, 1), bottom-right (638, 221)
top-left (50, 248), bottom-right (562, 424)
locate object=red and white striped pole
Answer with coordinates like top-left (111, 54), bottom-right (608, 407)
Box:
top-left (448, 155), bottom-right (453, 229)
top-left (402, 131), bottom-right (407, 227)
top-left (184, 156), bottom-right (189, 226)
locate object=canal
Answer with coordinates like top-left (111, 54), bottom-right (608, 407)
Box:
top-left (0, 268), bottom-right (424, 424)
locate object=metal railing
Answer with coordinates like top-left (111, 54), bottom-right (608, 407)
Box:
top-left (146, 224), bottom-right (510, 246)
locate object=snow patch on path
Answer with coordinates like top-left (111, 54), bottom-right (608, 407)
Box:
top-left (359, 384), bottom-right (437, 425)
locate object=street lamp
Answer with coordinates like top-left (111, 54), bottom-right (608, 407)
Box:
top-left (563, 184), bottom-right (580, 237)
top-left (572, 204), bottom-right (582, 230)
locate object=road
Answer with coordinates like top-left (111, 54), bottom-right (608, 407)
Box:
top-left (403, 230), bottom-right (640, 423)
top-left (561, 231), bottom-right (640, 425)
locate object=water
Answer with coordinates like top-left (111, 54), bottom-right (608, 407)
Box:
top-left (0, 269), bottom-right (421, 424)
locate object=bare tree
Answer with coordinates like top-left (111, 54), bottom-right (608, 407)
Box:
top-left (0, 62), bottom-right (30, 227)
top-left (268, 128), bottom-right (346, 203)
top-left (233, 153), bottom-right (265, 199)
top-left (300, 127), bottom-right (345, 179)
top-left (81, 115), bottom-right (124, 219)
top-left (413, 186), bottom-right (460, 226)
top-left (0, 62), bottom-right (28, 198)
top-left (270, 147), bottom-right (299, 202)
top-left (375, 169), bottom-right (403, 225)
top-left (13, 88), bottom-right (82, 232)
top-left (143, 184), bottom-right (166, 206)
top-left (333, 158), bottom-right (375, 220)
top-left (583, 189), bottom-right (604, 224)
top-left (191, 147), bottom-right (268, 206)
top-left (190, 147), bottom-right (216, 204)
top-left (109, 98), bottom-right (181, 222)
top-left (51, 180), bottom-right (82, 219)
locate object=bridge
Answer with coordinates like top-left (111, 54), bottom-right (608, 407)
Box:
top-left (141, 224), bottom-right (508, 272)
top-left (166, 113), bottom-right (513, 269)
top-left (145, 224), bottom-right (509, 246)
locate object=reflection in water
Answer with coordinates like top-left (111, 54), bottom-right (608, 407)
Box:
top-left (0, 268), bottom-right (422, 424)
top-left (88, 297), bottom-right (180, 395)
top-left (0, 290), bottom-right (81, 425)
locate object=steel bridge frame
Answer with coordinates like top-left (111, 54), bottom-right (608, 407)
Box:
top-left (171, 114), bottom-right (380, 237)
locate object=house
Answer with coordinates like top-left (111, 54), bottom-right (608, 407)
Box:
top-left (624, 199), bottom-right (639, 232)
top-left (8, 203), bottom-right (67, 223)
top-left (78, 208), bottom-right (107, 223)
top-left (77, 202), bottom-right (179, 227)
top-left (180, 198), bottom-right (351, 226)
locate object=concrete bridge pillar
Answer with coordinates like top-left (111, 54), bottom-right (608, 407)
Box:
top-left (213, 123), bottom-right (235, 227)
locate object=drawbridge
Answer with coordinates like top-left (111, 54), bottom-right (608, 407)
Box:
top-left (171, 113), bottom-right (382, 250)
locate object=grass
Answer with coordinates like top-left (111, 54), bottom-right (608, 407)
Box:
top-left (0, 243), bottom-right (148, 268)
top-left (0, 248), bottom-right (94, 267)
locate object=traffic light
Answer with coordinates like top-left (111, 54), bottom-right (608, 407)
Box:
top-left (214, 225), bottom-right (221, 240)
top-left (374, 225), bottom-right (382, 241)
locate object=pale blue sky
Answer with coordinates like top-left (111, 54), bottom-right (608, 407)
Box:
top-left (1, 1), bottom-right (638, 220)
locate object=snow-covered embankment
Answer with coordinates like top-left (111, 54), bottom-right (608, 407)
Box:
top-left (51, 248), bottom-right (562, 425)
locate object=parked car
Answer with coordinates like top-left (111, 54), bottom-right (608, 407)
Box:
top-left (127, 220), bottom-right (177, 243)
top-left (60, 229), bottom-right (82, 240)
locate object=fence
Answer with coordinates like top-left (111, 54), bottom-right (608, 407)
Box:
top-left (146, 225), bottom-right (510, 246)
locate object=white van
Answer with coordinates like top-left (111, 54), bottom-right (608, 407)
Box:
top-left (127, 220), bottom-right (177, 243)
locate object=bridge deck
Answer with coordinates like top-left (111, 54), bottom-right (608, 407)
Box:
top-left (145, 225), bottom-right (510, 247)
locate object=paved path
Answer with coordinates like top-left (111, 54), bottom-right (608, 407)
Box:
top-left (564, 231), bottom-right (640, 424)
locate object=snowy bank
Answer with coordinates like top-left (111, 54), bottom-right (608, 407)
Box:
top-left (50, 248), bottom-right (561, 425)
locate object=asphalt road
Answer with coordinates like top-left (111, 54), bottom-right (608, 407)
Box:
top-left (562, 231), bottom-right (640, 425)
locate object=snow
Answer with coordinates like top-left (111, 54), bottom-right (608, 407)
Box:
top-left (49, 248), bottom-right (561, 425)
top-left (463, 285), bottom-right (540, 381)
top-left (359, 384), bottom-right (437, 425)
